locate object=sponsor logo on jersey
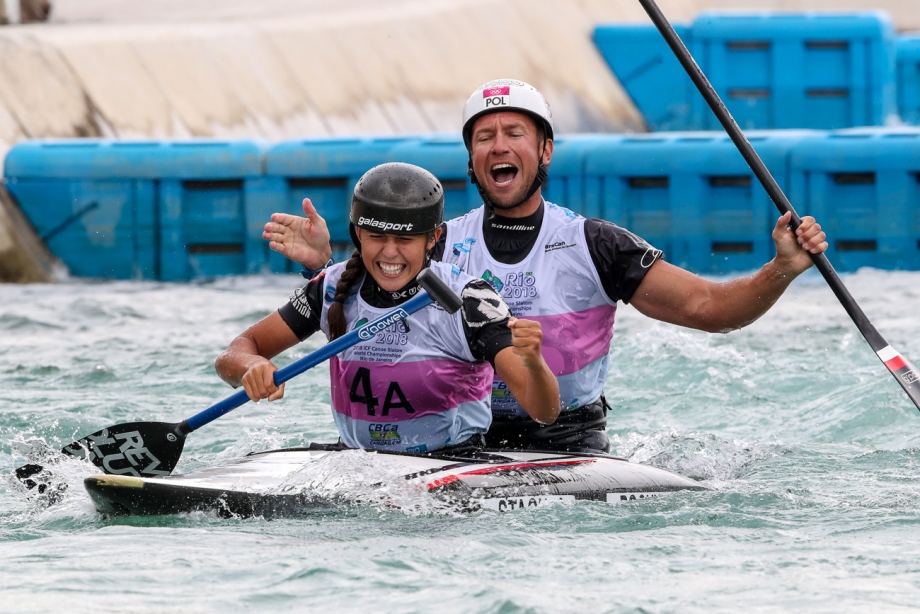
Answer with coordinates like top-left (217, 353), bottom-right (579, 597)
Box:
top-left (641, 246), bottom-right (663, 268)
top-left (481, 269), bottom-right (504, 293)
top-left (547, 202), bottom-right (577, 219)
top-left (491, 380), bottom-right (513, 398)
top-left (492, 223), bottom-right (535, 231)
top-left (452, 237), bottom-right (476, 257)
top-left (356, 308), bottom-right (411, 340)
top-left (368, 423), bottom-right (401, 444)
top-left (289, 286), bottom-right (312, 318)
top-left (500, 272), bottom-right (537, 299)
top-left (352, 318), bottom-right (409, 345)
top-left (389, 284), bottom-right (420, 301)
top-left (544, 241), bottom-right (575, 252)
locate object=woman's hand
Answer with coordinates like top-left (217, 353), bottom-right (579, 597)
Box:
top-left (240, 358), bottom-right (285, 403)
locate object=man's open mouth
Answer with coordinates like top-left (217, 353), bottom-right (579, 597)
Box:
top-left (490, 163), bottom-right (518, 187)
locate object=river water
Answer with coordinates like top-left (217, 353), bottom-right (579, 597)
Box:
top-left (2, 269), bottom-right (919, 613)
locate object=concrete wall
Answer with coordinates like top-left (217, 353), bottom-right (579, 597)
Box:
top-left (4, 0), bottom-right (918, 164)
top-left (0, 0), bottom-right (690, 168)
top-left (0, 183), bottom-right (60, 282)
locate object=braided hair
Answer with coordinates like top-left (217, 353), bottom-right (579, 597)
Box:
top-left (327, 249), bottom-right (366, 341)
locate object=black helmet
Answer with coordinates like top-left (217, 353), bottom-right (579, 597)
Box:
top-left (350, 163), bottom-right (444, 247)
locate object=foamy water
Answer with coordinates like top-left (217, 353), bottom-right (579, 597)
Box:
top-left (3, 269), bottom-right (920, 613)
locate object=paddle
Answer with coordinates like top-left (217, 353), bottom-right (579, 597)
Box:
top-left (15, 268), bottom-right (464, 488)
top-left (636, 0), bottom-right (920, 411)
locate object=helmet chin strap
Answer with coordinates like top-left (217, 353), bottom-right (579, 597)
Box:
top-left (468, 160), bottom-right (548, 220)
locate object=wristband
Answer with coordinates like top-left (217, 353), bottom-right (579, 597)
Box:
top-left (301, 257), bottom-right (334, 279)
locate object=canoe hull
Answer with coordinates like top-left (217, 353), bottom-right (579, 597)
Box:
top-left (84, 446), bottom-right (707, 517)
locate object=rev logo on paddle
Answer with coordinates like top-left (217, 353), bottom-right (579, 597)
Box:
top-left (73, 429), bottom-right (169, 477)
top-left (357, 309), bottom-right (410, 340)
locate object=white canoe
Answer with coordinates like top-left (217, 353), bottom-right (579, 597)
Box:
top-left (84, 445), bottom-right (707, 517)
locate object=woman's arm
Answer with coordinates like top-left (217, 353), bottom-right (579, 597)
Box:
top-left (493, 318), bottom-right (560, 425)
top-left (215, 311), bottom-right (301, 403)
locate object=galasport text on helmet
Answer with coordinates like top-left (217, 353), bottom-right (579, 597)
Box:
top-left (350, 162), bottom-right (445, 240)
top-left (461, 79), bottom-right (555, 149)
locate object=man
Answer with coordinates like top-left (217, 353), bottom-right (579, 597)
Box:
top-left (263, 79), bottom-right (827, 454)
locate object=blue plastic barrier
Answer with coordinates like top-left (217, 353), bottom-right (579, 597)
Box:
top-left (263, 136), bottom-right (413, 272)
top-left (788, 128), bottom-right (920, 271)
top-left (384, 136), bottom-right (479, 222)
top-left (690, 12), bottom-right (897, 131)
top-left (542, 135), bottom-right (615, 216)
top-left (3, 140), bottom-right (266, 280)
top-left (897, 35), bottom-right (920, 125)
top-left (7, 128), bottom-right (920, 279)
top-left (592, 24), bottom-right (694, 131)
top-left (594, 12), bottom-right (897, 131)
top-left (582, 131), bottom-right (819, 273)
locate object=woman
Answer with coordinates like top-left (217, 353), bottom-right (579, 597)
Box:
top-left (216, 162), bottom-right (559, 454)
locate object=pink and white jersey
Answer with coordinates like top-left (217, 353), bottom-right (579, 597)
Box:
top-left (319, 261), bottom-right (493, 453)
top-left (443, 202), bottom-right (618, 418)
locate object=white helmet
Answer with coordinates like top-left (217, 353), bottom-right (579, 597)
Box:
top-left (461, 79), bottom-right (554, 149)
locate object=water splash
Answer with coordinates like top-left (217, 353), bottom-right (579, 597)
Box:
top-left (612, 428), bottom-right (786, 484)
top-left (276, 450), bottom-right (463, 517)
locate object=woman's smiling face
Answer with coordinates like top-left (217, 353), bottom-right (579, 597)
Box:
top-left (357, 227), bottom-right (439, 292)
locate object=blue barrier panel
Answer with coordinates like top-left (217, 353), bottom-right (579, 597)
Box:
top-left (583, 131), bottom-right (818, 273)
top-left (542, 135), bottom-right (615, 216)
top-left (789, 128), bottom-right (920, 271)
top-left (592, 24), bottom-right (694, 131)
top-left (691, 12), bottom-right (897, 131)
top-left (264, 136), bottom-right (413, 272)
top-left (4, 140), bottom-right (265, 280)
top-left (897, 35), bottom-right (920, 125)
top-left (384, 136), bottom-right (480, 222)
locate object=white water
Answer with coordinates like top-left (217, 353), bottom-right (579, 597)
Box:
top-left (3, 269), bottom-right (920, 612)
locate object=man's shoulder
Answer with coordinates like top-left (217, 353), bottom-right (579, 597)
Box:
top-left (544, 200), bottom-right (584, 223)
top-left (445, 205), bottom-right (485, 229)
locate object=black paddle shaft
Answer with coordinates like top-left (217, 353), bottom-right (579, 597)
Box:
top-left (636, 0), bottom-right (920, 411)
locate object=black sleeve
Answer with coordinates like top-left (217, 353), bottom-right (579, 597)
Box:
top-left (277, 272), bottom-right (326, 341)
top-left (583, 218), bottom-right (664, 304)
top-left (459, 278), bottom-right (513, 365)
top-left (428, 222), bottom-right (449, 262)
